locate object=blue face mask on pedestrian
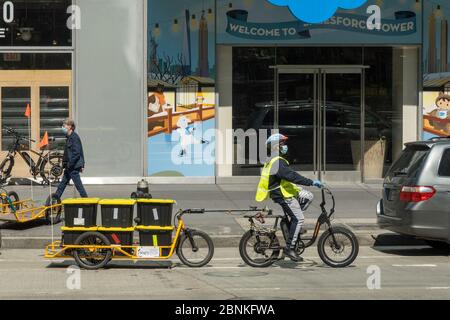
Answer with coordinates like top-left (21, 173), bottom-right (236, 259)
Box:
top-left (280, 145), bottom-right (288, 155)
top-left (61, 126), bottom-right (69, 135)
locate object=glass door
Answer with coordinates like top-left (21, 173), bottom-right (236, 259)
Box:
top-left (274, 66), bottom-right (366, 181)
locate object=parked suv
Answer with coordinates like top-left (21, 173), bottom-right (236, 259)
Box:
top-left (377, 137), bottom-right (450, 248)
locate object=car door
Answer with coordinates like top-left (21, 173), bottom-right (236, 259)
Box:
top-left (434, 147), bottom-right (450, 242)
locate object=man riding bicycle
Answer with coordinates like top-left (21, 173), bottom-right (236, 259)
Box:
top-left (255, 133), bottom-right (322, 262)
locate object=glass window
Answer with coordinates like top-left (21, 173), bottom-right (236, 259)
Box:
top-left (388, 145), bottom-right (430, 177)
top-left (276, 47), bottom-right (363, 65)
top-left (438, 149), bottom-right (450, 177)
top-left (1, 87), bottom-right (31, 150)
top-left (40, 87), bottom-right (69, 150)
top-left (0, 52), bottom-right (71, 70)
top-left (0, 0), bottom-right (72, 47)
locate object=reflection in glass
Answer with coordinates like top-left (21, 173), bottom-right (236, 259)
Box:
top-left (40, 87), bottom-right (70, 150)
top-left (0, 0), bottom-right (72, 47)
top-left (1, 87), bottom-right (31, 151)
top-left (0, 52), bottom-right (72, 70)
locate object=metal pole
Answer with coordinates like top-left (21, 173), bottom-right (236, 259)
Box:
top-left (360, 68), bottom-right (366, 183)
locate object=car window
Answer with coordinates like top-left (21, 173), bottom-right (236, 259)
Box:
top-left (438, 149), bottom-right (450, 177)
top-left (388, 145), bottom-right (430, 177)
top-left (325, 110), bottom-right (343, 127)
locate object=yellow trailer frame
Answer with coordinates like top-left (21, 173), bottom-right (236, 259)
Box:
top-left (0, 191), bottom-right (62, 223)
top-left (44, 223), bottom-right (183, 260)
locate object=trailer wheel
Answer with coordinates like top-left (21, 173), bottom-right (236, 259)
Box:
top-left (73, 232), bottom-right (112, 270)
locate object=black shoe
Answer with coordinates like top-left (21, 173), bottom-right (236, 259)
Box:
top-left (284, 247), bottom-right (303, 262)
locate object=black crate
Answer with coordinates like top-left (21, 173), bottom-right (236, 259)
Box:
top-left (99, 200), bottom-right (136, 228)
top-left (63, 199), bottom-right (100, 227)
top-left (138, 228), bottom-right (173, 257)
top-left (136, 200), bottom-right (175, 226)
top-left (62, 227), bottom-right (99, 245)
top-left (98, 228), bottom-right (134, 246)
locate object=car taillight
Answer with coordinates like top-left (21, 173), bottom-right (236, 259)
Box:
top-left (399, 186), bottom-right (436, 202)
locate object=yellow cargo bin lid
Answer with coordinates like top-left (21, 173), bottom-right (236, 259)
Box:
top-left (61, 226), bottom-right (99, 232)
top-left (135, 225), bottom-right (174, 231)
top-left (98, 199), bottom-right (137, 206)
top-left (98, 227), bottom-right (135, 232)
top-left (136, 199), bottom-right (176, 204)
top-left (62, 198), bottom-right (101, 205)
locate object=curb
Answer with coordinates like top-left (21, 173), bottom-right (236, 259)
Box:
top-left (0, 232), bottom-right (427, 249)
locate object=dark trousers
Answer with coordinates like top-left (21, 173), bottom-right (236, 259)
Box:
top-left (55, 168), bottom-right (88, 199)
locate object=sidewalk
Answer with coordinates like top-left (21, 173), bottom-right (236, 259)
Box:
top-left (0, 183), bottom-right (421, 249)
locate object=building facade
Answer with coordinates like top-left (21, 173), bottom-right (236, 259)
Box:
top-left (0, 0), bottom-right (448, 184)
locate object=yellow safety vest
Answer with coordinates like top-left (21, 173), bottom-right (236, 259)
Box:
top-left (255, 156), bottom-right (301, 202)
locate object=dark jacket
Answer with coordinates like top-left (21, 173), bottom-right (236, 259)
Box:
top-left (63, 132), bottom-right (85, 171)
top-left (268, 157), bottom-right (313, 201)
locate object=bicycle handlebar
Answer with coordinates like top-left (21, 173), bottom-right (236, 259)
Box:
top-left (3, 127), bottom-right (56, 144)
top-left (319, 186), bottom-right (335, 218)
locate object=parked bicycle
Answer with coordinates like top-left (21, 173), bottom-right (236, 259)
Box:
top-left (0, 127), bottom-right (64, 185)
top-left (239, 187), bottom-right (359, 268)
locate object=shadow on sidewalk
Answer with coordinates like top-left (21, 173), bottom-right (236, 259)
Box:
top-left (0, 219), bottom-right (56, 230)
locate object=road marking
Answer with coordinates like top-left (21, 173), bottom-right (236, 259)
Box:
top-left (228, 288), bottom-right (281, 291)
top-left (392, 264), bottom-right (437, 267)
top-left (427, 287), bottom-right (450, 290)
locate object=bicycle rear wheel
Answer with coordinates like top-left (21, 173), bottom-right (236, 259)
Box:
top-left (40, 154), bottom-right (64, 185)
top-left (177, 230), bottom-right (214, 268)
top-left (239, 230), bottom-right (280, 268)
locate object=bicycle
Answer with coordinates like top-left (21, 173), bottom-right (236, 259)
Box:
top-left (0, 127), bottom-right (64, 185)
top-left (45, 208), bottom-right (214, 270)
top-left (239, 187), bottom-right (359, 268)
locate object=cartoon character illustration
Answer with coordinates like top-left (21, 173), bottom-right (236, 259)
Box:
top-left (148, 84), bottom-right (168, 116)
top-left (428, 92), bottom-right (450, 134)
top-left (176, 116), bottom-right (209, 157)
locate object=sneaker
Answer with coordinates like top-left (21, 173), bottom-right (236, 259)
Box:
top-left (284, 247), bottom-right (303, 262)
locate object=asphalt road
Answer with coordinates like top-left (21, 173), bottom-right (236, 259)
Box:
top-left (0, 245), bottom-right (449, 300)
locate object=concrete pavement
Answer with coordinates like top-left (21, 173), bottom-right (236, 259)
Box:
top-left (0, 183), bottom-right (391, 249)
top-left (0, 246), bottom-right (449, 299)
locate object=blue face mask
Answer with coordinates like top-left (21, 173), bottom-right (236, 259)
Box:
top-left (280, 145), bottom-right (288, 155)
top-left (61, 126), bottom-right (69, 135)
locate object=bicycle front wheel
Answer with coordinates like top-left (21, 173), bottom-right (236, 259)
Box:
top-left (0, 156), bottom-right (14, 184)
top-left (177, 230), bottom-right (214, 268)
top-left (239, 230), bottom-right (280, 268)
top-left (317, 226), bottom-right (359, 268)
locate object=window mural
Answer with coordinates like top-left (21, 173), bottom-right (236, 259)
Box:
top-left (423, 0), bottom-right (450, 139)
top-left (147, 0), bottom-right (216, 177)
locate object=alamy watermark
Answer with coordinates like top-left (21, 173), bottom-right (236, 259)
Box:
top-left (366, 265), bottom-right (381, 290)
top-left (66, 265), bottom-right (81, 290)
